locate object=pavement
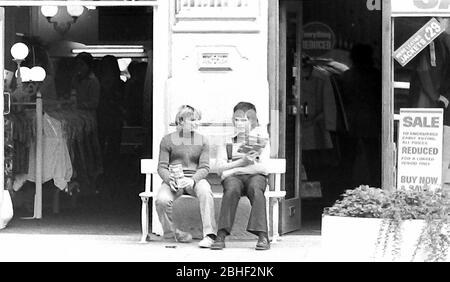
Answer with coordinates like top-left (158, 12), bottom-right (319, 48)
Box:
top-left (0, 180), bottom-right (332, 262)
top-left (0, 232), bottom-right (324, 262)
top-left (0, 204), bottom-right (325, 262)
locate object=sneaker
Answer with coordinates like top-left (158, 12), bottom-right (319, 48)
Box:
top-left (163, 232), bottom-right (175, 240)
top-left (210, 236), bottom-right (226, 250)
top-left (198, 236), bottom-right (215, 248)
top-left (255, 235), bottom-right (270, 250)
top-left (174, 229), bottom-right (192, 243)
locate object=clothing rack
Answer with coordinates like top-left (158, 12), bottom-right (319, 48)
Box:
top-left (10, 92), bottom-right (43, 219)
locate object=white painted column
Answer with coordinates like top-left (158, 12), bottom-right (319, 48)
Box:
top-left (150, 0), bottom-right (172, 236)
top-left (33, 90), bottom-right (43, 219)
top-left (0, 8), bottom-right (5, 209)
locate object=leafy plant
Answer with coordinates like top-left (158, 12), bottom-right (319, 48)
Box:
top-left (323, 185), bottom-right (450, 262)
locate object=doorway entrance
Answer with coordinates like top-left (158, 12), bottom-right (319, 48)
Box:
top-left (1, 1), bottom-right (158, 234)
top-left (279, 0), bottom-right (382, 233)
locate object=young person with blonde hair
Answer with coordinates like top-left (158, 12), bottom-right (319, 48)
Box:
top-left (155, 105), bottom-right (217, 248)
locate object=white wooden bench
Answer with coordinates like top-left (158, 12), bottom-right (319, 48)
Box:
top-left (139, 158), bottom-right (286, 243)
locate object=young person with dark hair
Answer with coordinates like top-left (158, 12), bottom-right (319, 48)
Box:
top-left (211, 102), bottom-right (271, 250)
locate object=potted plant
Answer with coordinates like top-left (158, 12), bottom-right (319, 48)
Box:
top-left (321, 185), bottom-right (450, 262)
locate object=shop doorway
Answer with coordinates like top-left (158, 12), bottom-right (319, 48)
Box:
top-left (1, 2), bottom-right (157, 230)
top-left (280, 0), bottom-right (382, 232)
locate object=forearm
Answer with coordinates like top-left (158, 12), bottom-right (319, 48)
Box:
top-left (230, 163), bottom-right (268, 176)
top-left (157, 167), bottom-right (171, 184)
top-left (192, 168), bottom-right (209, 183)
top-left (213, 158), bottom-right (248, 172)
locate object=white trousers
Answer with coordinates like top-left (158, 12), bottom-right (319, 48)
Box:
top-left (155, 179), bottom-right (217, 237)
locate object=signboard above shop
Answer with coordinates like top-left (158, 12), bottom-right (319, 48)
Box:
top-left (392, 0), bottom-right (450, 16)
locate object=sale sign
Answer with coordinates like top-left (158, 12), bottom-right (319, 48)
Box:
top-left (393, 18), bottom-right (445, 67)
top-left (397, 108), bottom-right (444, 191)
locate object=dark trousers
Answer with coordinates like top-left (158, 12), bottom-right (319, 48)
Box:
top-left (218, 174), bottom-right (268, 236)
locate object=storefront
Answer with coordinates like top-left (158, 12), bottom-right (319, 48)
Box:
top-left (0, 0), bottom-right (160, 221)
top-left (276, 0), bottom-right (382, 233)
top-left (0, 0), bottom-right (277, 235)
top-left (382, 0), bottom-right (450, 194)
top-left (1, 0), bottom-right (386, 236)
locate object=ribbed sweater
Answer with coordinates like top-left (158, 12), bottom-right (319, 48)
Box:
top-left (157, 130), bottom-right (210, 185)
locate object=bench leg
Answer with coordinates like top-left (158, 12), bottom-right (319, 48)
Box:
top-left (266, 197), bottom-right (271, 240)
top-left (140, 196), bottom-right (150, 243)
top-left (272, 198), bottom-right (281, 242)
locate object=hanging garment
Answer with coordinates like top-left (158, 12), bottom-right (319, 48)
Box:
top-left (341, 65), bottom-right (382, 138)
top-left (409, 35), bottom-right (450, 110)
top-left (15, 114), bottom-right (73, 191)
top-left (0, 190), bottom-right (13, 230)
top-left (300, 67), bottom-right (337, 150)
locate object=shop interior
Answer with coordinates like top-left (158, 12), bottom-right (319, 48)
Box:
top-left (283, 0), bottom-right (382, 226)
top-left (3, 5), bottom-right (153, 229)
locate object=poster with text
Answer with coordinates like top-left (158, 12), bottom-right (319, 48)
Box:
top-left (397, 108), bottom-right (443, 191)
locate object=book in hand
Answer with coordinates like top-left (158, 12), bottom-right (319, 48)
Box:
top-left (237, 135), bottom-right (268, 155)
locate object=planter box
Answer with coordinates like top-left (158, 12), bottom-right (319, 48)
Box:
top-left (321, 215), bottom-right (449, 262)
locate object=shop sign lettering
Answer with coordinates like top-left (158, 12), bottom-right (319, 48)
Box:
top-left (393, 18), bottom-right (445, 67)
top-left (414, 0), bottom-right (450, 9)
top-left (302, 22), bottom-right (335, 58)
top-left (397, 108), bottom-right (443, 191)
top-left (392, 0), bottom-right (450, 14)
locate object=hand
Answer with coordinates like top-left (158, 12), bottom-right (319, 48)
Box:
top-left (437, 100), bottom-right (447, 109)
top-left (169, 180), bottom-right (179, 192)
top-left (243, 150), bottom-right (259, 165)
top-left (221, 169), bottom-right (235, 180)
top-left (176, 177), bottom-right (195, 189)
top-left (438, 95), bottom-right (449, 108)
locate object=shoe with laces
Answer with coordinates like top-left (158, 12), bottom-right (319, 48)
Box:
top-left (198, 236), bottom-right (215, 248)
top-left (255, 235), bottom-right (270, 250)
top-left (210, 236), bottom-right (226, 250)
top-left (163, 232), bottom-right (175, 240)
top-left (174, 229), bottom-right (192, 243)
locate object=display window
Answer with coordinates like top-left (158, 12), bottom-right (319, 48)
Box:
top-left (384, 0), bottom-right (450, 192)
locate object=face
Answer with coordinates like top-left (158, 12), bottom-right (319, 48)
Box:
top-left (233, 109), bottom-right (257, 133)
top-left (180, 115), bottom-right (200, 132)
top-left (75, 59), bottom-right (90, 78)
top-left (23, 81), bottom-right (39, 96)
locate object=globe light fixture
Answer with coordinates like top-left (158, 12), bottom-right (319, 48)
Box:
top-left (40, 5), bottom-right (84, 37)
top-left (40, 5), bottom-right (58, 18)
top-left (30, 66), bottom-right (47, 82)
top-left (15, 66), bottom-right (31, 82)
top-left (67, 5), bottom-right (84, 17)
top-left (11, 42), bottom-right (29, 85)
top-left (10, 42), bottom-right (29, 61)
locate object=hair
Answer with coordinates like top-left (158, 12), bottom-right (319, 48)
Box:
top-left (350, 43), bottom-right (374, 67)
top-left (233, 101), bottom-right (258, 127)
top-left (75, 52), bottom-right (94, 72)
top-left (175, 105), bottom-right (202, 127)
top-left (127, 61), bottom-right (139, 78)
top-left (100, 55), bottom-right (121, 78)
top-left (233, 102), bottom-right (257, 115)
